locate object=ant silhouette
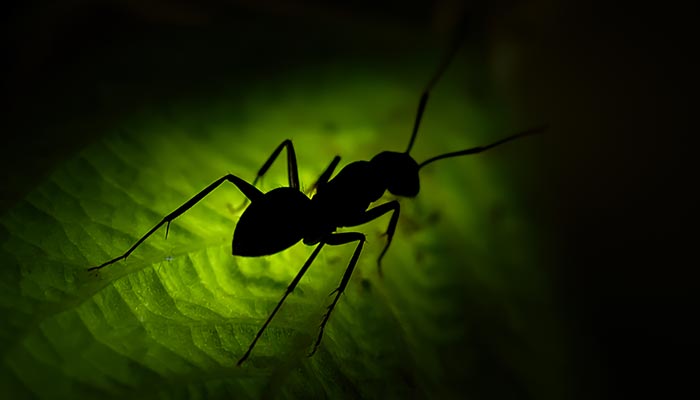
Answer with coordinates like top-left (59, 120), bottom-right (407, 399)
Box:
top-left (88, 43), bottom-right (545, 365)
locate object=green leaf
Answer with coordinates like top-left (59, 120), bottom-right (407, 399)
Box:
top-left (1, 63), bottom-right (567, 399)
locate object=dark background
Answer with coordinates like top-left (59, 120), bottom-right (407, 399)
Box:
top-left (3, 0), bottom-right (696, 398)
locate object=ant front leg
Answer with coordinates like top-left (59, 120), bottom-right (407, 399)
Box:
top-left (310, 232), bottom-right (366, 356)
top-left (350, 201), bottom-right (400, 277)
top-left (88, 174), bottom-right (263, 272)
top-left (232, 139), bottom-right (301, 212)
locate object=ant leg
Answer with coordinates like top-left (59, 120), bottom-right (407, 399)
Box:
top-left (309, 232), bottom-right (365, 356)
top-left (252, 139), bottom-right (300, 189)
top-left (237, 242), bottom-right (325, 365)
top-left (348, 201), bottom-right (400, 277)
top-left (232, 139), bottom-right (300, 212)
top-left (305, 155), bottom-right (340, 196)
top-left (88, 174), bottom-right (263, 272)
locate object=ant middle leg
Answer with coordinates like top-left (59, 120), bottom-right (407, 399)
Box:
top-left (232, 139), bottom-right (301, 212)
top-left (305, 155), bottom-right (341, 196)
top-left (88, 174), bottom-right (263, 272)
top-left (309, 232), bottom-right (365, 356)
top-left (237, 242), bottom-right (326, 365)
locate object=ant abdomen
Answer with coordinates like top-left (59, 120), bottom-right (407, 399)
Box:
top-left (232, 188), bottom-right (310, 257)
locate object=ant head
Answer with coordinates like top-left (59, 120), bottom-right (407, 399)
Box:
top-left (370, 151), bottom-right (420, 197)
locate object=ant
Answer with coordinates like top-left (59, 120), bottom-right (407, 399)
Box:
top-left (87, 42), bottom-right (545, 365)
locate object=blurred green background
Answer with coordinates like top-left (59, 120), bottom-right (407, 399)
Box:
top-left (2, 1), bottom-right (695, 399)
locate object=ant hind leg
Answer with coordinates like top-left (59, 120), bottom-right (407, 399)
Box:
top-left (88, 174), bottom-right (262, 271)
top-left (232, 139), bottom-right (301, 212)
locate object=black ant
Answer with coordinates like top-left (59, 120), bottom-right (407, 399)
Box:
top-left (87, 43), bottom-right (545, 365)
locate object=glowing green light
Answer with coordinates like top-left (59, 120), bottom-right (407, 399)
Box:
top-left (0, 60), bottom-right (565, 399)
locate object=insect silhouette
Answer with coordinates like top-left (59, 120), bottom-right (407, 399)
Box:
top-left (88, 43), bottom-right (545, 365)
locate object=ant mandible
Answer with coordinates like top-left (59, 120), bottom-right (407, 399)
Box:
top-left (87, 40), bottom-right (546, 365)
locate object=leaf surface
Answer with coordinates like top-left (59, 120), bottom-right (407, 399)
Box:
top-left (1, 65), bottom-right (566, 399)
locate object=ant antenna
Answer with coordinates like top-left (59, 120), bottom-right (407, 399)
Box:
top-left (418, 125), bottom-right (548, 170)
top-left (405, 21), bottom-right (467, 154)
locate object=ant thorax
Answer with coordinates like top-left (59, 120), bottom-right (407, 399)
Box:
top-left (315, 162), bottom-right (385, 203)
top-left (310, 161), bottom-right (385, 222)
